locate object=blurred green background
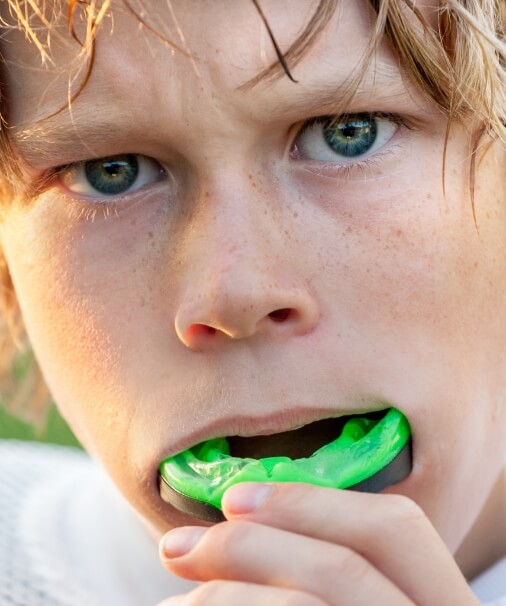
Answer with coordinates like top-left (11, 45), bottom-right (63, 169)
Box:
top-left (0, 348), bottom-right (81, 447)
top-left (0, 403), bottom-right (81, 447)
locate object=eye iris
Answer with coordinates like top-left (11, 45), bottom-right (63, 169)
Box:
top-left (85, 154), bottom-right (139, 195)
top-left (323, 116), bottom-right (378, 158)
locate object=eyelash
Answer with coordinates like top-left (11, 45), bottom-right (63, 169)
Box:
top-left (292, 111), bottom-right (413, 175)
top-left (35, 161), bottom-right (158, 221)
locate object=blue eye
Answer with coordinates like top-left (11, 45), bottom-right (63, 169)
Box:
top-left (86, 155), bottom-right (139, 195)
top-left (60, 154), bottom-right (165, 197)
top-left (294, 114), bottom-right (398, 165)
top-left (323, 116), bottom-right (378, 157)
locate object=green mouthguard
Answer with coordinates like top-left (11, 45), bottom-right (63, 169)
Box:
top-left (159, 408), bottom-right (411, 521)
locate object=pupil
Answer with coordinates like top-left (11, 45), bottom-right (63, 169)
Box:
top-left (323, 116), bottom-right (377, 158)
top-left (342, 125), bottom-right (357, 139)
top-left (85, 154), bottom-right (139, 195)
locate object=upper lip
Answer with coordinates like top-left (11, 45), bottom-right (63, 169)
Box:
top-left (159, 404), bottom-right (391, 459)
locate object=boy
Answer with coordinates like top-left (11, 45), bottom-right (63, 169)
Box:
top-left (0, 0), bottom-right (505, 604)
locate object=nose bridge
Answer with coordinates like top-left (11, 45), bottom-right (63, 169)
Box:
top-left (203, 176), bottom-right (277, 278)
top-left (183, 174), bottom-right (286, 307)
top-left (174, 174), bottom-right (319, 348)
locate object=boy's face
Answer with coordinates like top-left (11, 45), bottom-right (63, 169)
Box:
top-left (1, 0), bottom-right (506, 554)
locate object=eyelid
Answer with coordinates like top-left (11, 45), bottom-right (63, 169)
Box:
top-left (41, 154), bottom-right (166, 200)
top-left (290, 111), bottom-right (415, 169)
top-left (292, 112), bottom-right (416, 156)
top-left (297, 112), bottom-right (416, 136)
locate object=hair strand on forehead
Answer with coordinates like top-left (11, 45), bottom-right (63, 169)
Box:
top-left (250, 0), bottom-right (298, 83)
top-left (121, 0), bottom-right (191, 57)
top-left (240, 0), bottom-right (339, 90)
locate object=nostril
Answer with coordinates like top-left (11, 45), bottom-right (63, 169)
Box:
top-left (268, 308), bottom-right (292, 323)
top-left (186, 324), bottom-right (217, 339)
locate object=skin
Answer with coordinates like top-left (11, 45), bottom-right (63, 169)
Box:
top-left (0, 0), bottom-right (506, 603)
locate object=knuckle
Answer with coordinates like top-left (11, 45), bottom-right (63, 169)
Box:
top-left (206, 519), bottom-right (254, 553)
top-left (321, 545), bottom-right (370, 585)
top-left (270, 481), bottom-right (315, 512)
top-left (384, 494), bottom-right (426, 526)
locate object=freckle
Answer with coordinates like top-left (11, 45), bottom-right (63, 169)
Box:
top-left (205, 191), bottom-right (210, 197)
top-left (293, 212), bottom-right (299, 218)
top-left (131, 218), bottom-right (137, 226)
top-left (148, 231), bottom-right (154, 239)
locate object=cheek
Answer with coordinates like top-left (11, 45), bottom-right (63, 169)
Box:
top-left (297, 141), bottom-right (506, 353)
top-left (0, 193), bottom-right (184, 458)
top-left (295, 145), bottom-right (506, 548)
top-left (0, 194), bottom-right (198, 530)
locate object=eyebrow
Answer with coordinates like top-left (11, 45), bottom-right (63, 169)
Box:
top-left (13, 103), bottom-right (140, 168)
top-left (266, 72), bottom-right (415, 118)
top-left (13, 64), bottom-right (415, 169)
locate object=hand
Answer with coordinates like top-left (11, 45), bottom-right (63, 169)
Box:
top-left (157, 483), bottom-right (480, 605)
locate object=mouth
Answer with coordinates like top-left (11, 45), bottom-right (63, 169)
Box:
top-left (159, 407), bottom-right (412, 523)
top-left (227, 408), bottom-right (389, 460)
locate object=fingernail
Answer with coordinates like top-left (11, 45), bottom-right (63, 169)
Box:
top-left (222, 482), bottom-right (274, 514)
top-left (160, 527), bottom-right (207, 559)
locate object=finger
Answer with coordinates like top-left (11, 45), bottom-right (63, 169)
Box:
top-left (156, 581), bottom-right (328, 606)
top-left (160, 521), bottom-right (414, 606)
top-left (221, 483), bottom-right (478, 606)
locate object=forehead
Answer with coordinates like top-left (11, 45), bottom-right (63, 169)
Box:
top-left (2, 0), bottom-right (421, 112)
top-left (2, 0), bottom-right (442, 171)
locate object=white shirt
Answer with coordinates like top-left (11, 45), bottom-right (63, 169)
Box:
top-left (472, 558), bottom-right (506, 605)
top-left (0, 440), bottom-right (504, 605)
top-left (0, 440), bottom-right (195, 606)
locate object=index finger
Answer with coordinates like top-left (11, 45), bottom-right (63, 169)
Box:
top-left (221, 483), bottom-right (478, 606)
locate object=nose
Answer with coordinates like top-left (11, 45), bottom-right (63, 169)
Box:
top-left (174, 191), bottom-right (319, 351)
top-left (175, 276), bottom-right (319, 349)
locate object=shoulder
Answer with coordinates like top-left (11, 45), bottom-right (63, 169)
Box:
top-left (0, 439), bottom-right (101, 606)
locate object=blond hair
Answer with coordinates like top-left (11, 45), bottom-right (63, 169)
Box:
top-left (0, 0), bottom-right (505, 423)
